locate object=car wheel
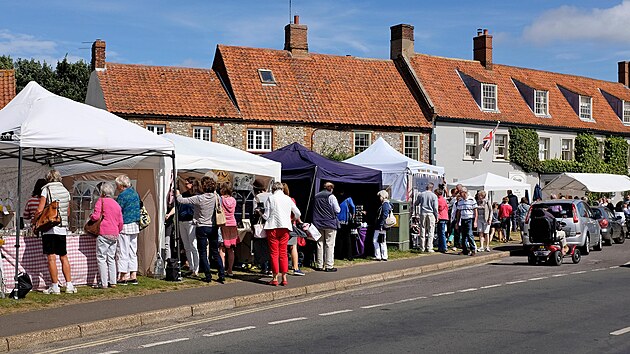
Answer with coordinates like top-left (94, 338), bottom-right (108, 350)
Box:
top-left (571, 248), bottom-right (581, 264)
top-left (594, 234), bottom-right (603, 251)
top-left (615, 230), bottom-right (625, 244)
top-left (549, 250), bottom-right (562, 266)
top-left (527, 254), bottom-right (537, 265)
top-left (582, 234), bottom-right (590, 255)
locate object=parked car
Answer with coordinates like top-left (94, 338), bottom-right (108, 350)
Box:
top-left (522, 199), bottom-right (602, 255)
top-left (592, 206), bottom-right (625, 245)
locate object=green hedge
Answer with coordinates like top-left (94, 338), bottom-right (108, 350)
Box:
top-left (508, 128), bottom-right (628, 175)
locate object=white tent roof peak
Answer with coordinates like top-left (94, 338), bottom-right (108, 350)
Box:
top-left (344, 137), bottom-right (444, 175)
top-left (451, 172), bottom-right (530, 192)
top-left (0, 81), bottom-right (174, 153)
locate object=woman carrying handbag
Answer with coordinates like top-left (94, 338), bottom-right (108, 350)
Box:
top-left (89, 182), bottom-right (124, 289)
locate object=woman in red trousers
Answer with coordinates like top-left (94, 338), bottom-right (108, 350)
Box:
top-left (262, 182), bottom-right (301, 286)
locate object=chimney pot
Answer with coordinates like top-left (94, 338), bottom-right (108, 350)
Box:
top-left (473, 29), bottom-right (493, 70)
top-left (477, 28), bottom-right (482, 36)
top-left (294, 15), bottom-right (299, 24)
top-left (390, 24), bottom-right (415, 60)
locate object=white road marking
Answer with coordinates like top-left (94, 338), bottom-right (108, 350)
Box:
top-left (268, 317), bottom-right (307, 325)
top-left (97, 351), bottom-right (120, 354)
top-left (610, 266), bottom-right (620, 268)
top-left (571, 271), bottom-right (587, 274)
top-left (591, 268), bottom-right (606, 272)
top-left (610, 326), bottom-right (630, 336)
top-left (457, 288), bottom-right (478, 293)
top-left (319, 309), bottom-right (353, 316)
top-left (361, 303), bottom-right (394, 309)
top-left (480, 284), bottom-right (502, 289)
top-left (203, 326), bottom-right (256, 337)
top-left (505, 280), bottom-right (527, 285)
top-left (395, 296), bottom-right (427, 303)
top-left (140, 338), bottom-right (189, 348)
top-left (528, 277), bottom-right (547, 281)
top-left (432, 291), bottom-right (455, 297)
top-left (552, 273), bottom-right (567, 277)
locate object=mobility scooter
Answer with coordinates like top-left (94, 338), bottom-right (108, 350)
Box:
top-left (527, 208), bottom-right (581, 266)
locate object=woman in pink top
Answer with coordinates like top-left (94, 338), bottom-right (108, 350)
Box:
top-left (90, 182), bottom-right (124, 289)
top-left (435, 188), bottom-right (450, 253)
top-left (219, 182), bottom-right (238, 277)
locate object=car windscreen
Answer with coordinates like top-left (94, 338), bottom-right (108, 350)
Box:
top-left (532, 203), bottom-right (573, 218)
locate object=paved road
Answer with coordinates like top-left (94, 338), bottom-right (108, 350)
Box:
top-left (34, 242), bottom-right (630, 354)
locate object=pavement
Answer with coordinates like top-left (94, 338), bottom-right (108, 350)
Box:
top-left (0, 244), bottom-right (520, 352)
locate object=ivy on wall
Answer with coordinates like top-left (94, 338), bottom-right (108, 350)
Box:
top-left (508, 128), bottom-right (628, 174)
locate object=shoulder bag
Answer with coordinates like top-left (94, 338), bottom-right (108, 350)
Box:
top-left (84, 198), bottom-right (104, 237)
top-left (139, 203), bottom-right (151, 230)
top-left (33, 187), bottom-right (62, 234)
top-left (384, 202), bottom-right (397, 228)
top-left (214, 193), bottom-right (227, 226)
top-left (253, 219), bottom-right (266, 238)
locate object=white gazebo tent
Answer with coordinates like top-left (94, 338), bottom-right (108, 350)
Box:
top-left (0, 82), bottom-right (175, 297)
top-left (344, 137), bottom-right (444, 201)
top-left (542, 173), bottom-right (630, 198)
top-left (452, 172), bottom-right (531, 201)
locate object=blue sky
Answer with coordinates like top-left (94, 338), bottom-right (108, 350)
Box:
top-left (2, 0), bottom-right (630, 82)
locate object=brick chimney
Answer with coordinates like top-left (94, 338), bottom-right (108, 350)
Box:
top-left (91, 40), bottom-right (106, 71)
top-left (390, 24), bottom-right (414, 60)
top-left (284, 15), bottom-right (308, 57)
top-left (619, 61), bottom-right (630, 87)
top-left (473, 29), bottom-right (493, 70)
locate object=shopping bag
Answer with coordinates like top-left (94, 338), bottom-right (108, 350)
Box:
top-left (214, 193), bottom-right (227, 226)
top-left (306, 223), bottom-right (321, 241)
top-left (253, 222), bottom-right (267, 239)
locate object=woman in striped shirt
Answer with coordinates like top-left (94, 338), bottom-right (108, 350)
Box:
top-left (23, 179), bottom-right (47, 224)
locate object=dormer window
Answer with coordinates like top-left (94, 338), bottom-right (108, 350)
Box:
top-left (535, 90), bottom-right (548, 116)
top-left (258, 69), bottom-right (276, 85)
top-left (579, 95), bottom-right (592, 121)
top-left (481, 83), bottom-right (497, 111)
top-left (624, 101), bottom-right (630, 124)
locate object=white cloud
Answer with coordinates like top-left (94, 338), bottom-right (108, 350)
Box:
top-left (523, 1), bottom-right (630, 44)
top-left (0, 30), bottom-right (57, 57)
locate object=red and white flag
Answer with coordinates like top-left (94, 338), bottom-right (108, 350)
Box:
top-left (482, 121), bottom-right (500, 152)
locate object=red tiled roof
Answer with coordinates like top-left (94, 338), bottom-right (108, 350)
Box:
top-left (0, 70), bottom-right (16, 109)
top-left (96, 64), bottom-right (240, 118)
top-left (410, 54), bottom-right (630, 133)
top-left (216, 45), bottom-right (430, 128)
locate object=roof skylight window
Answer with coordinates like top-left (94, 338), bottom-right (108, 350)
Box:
top-left (258, 69), bottom-right (276, 84)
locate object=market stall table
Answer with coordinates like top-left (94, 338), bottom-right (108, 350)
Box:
top-left (1, 235), bottom-right (98, 291)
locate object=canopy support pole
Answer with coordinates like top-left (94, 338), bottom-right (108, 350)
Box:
top-left (171, 153), bottom-right (181, 281)
top-left (304, 166), bottom-right (318, 221)
top-left (12, 147), bottom-right (23, 299)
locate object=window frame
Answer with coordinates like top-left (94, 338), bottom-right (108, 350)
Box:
top-left (623, 100), bottom-right (630, 125)
top-left (403, 133), bottom-right (421, 161)
top-left (561, 138), bottom-right (574, 161)
top-left (538, 137), bottom-right (550, 161)
top-left (193, 126), bottom-right (212, 141)
top-left (258, 69), bottom-right (276, 85)
top-left (579, 95), bottom-right (593, 121)
top-left (246, 128), bottom-right (273, 152)
top-left (534, 90), bottom-right (549, 116)
top-left (353, 131), bottom-right (372, 155)
top-left (481, 83), bottom-right (498, 112)
top-left (464, 131), bottom-right (480, 160)
top-left (493, 133), bottom-right (508, 161)
top-left (146, 124), bottom-right (166, 135)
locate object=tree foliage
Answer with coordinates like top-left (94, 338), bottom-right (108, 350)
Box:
top-left (509, 128), bottom-right (628, 175)
top-left (4, 56), bottom-right (90, 102)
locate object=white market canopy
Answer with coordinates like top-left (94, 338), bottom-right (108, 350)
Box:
top-left (0, 81), bottom-right (174, 166)
top-left (343, 137), bottom-right (444, 201)
top-left (542, 173), bottom-right (630, 196)
top-left (161, 133), bottom-right (281, 180)
top-left (451, 172), bottom-right (531, 192)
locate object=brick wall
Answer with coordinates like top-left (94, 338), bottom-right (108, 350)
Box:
top-left (125, 117), bottom-right (430, 162)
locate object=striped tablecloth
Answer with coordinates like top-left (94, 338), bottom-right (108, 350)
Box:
top-left (1, 235), bottom-right (98, 291)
